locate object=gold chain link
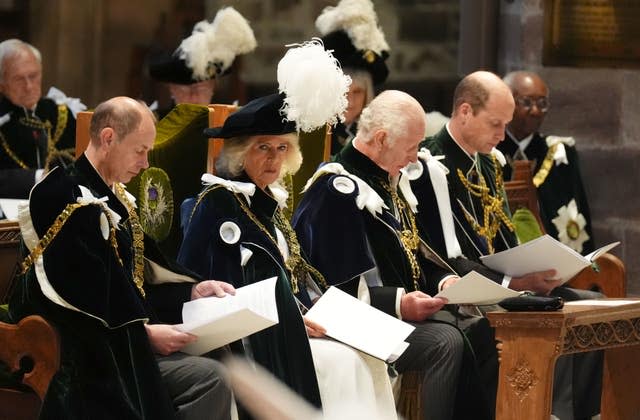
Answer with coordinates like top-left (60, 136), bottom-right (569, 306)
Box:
top-left (236, 193), bottom-right (328, 293)
top-left (456, 156), bottom-right (514, 254)
top-left (114, 184), bottom-right (146, 298)
top-left (379, 180), bottom-right (421, 291)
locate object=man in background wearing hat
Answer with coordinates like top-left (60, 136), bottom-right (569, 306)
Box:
top-left (316, 0), bottom-right (390, 156)
top-left (0, 38), bottom-right (83, 201)
top-left (148, 7), bottom-right (256, 118)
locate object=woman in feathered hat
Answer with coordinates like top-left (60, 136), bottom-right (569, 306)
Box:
top-left (148, 7), bottom-right (256, 118)
top-left (316, 0), bottom-right (390, 156)
top-left (177, 41), bottom-right (397, 418)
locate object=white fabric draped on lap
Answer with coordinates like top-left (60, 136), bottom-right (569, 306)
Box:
top-left (309, 338), bottom-right (397, 420)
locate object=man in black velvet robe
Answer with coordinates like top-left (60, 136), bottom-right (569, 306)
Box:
top-left (499, 70), bottom-right (595, 254)
top-left (294, 90), bottom-right (497, 420)
top-left (9, 97), bottom-right (233, 420)
top-left (419, 71), bottom-right (602, 420)
top-left (0, 39), bottom-right (77, 200)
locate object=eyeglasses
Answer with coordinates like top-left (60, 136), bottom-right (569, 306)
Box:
top-left (515, 96), bottom-right (549, 113)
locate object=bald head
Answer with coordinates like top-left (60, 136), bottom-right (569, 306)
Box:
top-left (86, 96), bottom-right (156, 186)
top-left (89, 96), bottom-right (155, 145)
top-left (503, 71), bottom-right (549, 140)
top-left (449, 71), bottom-right (515, 155)
top-left (503, 71), bottom-right (548, 96)
top-left (354, 90), bottom-right (426, 176)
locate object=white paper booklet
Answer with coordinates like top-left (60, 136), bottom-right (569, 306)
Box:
top-left (305, 286), bottom-right (415, 363)
top-left (480, 235), bottom-right (620, 284)
top-left (435, 270), bottom-right (521, 305)
top-left (177, 276), bottom-right (279, 355)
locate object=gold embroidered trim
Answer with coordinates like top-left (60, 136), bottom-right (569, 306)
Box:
top-left (20, 201), bottom-right (122, 275)
top-left (379, 180), bottom-right (421, 291)
top-left (114, 184), bottom-right (146, 298)
top-left (0, 130), bottom-right (29, 168)
top-left (532, 143), bottom-right (559, 187)
top-left (235, 193), bottom-right (328, 294)
top-left (456, 156), bottom-right (514, 254)
top-left (52, 105), bottom-right (68, 146)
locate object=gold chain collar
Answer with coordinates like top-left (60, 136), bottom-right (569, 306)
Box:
top-left (456, 155), bottom-right (514, 254)
top-left (378, 179), bottom-right (421, 291)
top-left (235, 193), bottom-right (328, 294)
top-left (114, 183), bottom-right (146, 298)
top-left (1, 105), bottom-right (69, 169)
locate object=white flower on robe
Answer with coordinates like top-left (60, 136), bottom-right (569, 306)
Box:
top-left (551, 198), bottom-right (590, 253)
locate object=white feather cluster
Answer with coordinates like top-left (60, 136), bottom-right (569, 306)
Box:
top-left (178, 7), bottom-right (257, 81)
top-left (315, 0), bottom-right (389, 55)
top-left (277, 40), bottom-right (352, 133)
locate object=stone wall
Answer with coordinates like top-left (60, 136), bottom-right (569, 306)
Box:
top-left (25, 0), bottom-right (634, 292)
top-left (28, 0), bottom-right (461, 113)
top-left (499, 0), bottom-right (640, 295)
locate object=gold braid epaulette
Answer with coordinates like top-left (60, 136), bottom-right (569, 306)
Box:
top-left (456, 155), bottom-right (515, 254)
top-left (20, 201), bottom-right (123, 275)
top-left (532, 143), bottom-right (559, 187)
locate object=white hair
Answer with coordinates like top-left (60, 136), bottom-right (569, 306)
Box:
top-left (357, 91), bottom-right (424, 146)
top-left (215, 133), bottom-right (302, 180)
top-left (0, 39), bottom-right (41, 83)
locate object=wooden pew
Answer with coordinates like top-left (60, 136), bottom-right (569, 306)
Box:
top-left (504, 160), bottom-right (626, 297)
top-left (0, 220), bottom-right (60, 420)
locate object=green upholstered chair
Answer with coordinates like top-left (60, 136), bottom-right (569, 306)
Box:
top-left (126, 104), bottom-right (211, 259)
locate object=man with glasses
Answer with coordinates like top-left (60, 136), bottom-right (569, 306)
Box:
top-left (499, 70), bottom-right (595, 254)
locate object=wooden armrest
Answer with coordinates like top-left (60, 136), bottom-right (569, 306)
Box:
top-left (0, 315), bottom-right (60, 400)
top-left (567, 253), bottom-right (626, 298)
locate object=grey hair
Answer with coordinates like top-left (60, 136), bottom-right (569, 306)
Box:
top-left (215, 133), bottom-right (302, 180)
top-left (357, 91), bottom-right (422, 147)
top-left (345, 67), bottom-right (375, 107)
top-left (0, 39), bottom-right (42, 83)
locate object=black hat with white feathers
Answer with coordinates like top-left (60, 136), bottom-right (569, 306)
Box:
top-left (149, 7), bottom-right (256, 85)
top-left (204, 39), bottom-right (351, 139)
top-left (316, 0), bottom-right (390, 86)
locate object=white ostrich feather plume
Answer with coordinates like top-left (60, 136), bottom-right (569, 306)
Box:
top-left (315, 0), bottom-right (389, 54)
top-left (178, 7), bottom-right (257, 81)
top-left (277, 40), bottom-right (351, 133)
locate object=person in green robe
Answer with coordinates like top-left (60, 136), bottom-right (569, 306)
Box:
top-left (9, 96), bottom-right (233, 420)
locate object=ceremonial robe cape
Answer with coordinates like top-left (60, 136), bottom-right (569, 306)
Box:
top-left (422, 127), bottom-right (517, 262)
top-left (0, 96), bottom-right (76, 198)
top-left (498, 131), bottom-right (595, 253)
top-left (177, 177), bottom-right (322, 409)
top-left (8, 154), bottom-right (203, 419)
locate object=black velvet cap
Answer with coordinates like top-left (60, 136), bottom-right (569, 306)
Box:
top-left (322, 30), bottom-right (389, 86)
top-left (203, 93), bottom-right (296, 138)
top-left (148, 51), bottom-right (217, 85)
